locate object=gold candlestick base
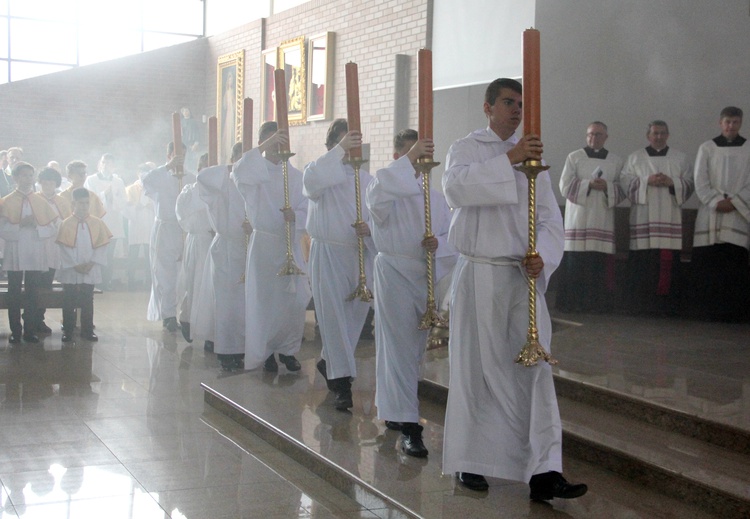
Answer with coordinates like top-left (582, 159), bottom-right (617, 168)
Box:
top-left (515, 327), bottom-right (557, 366)
top-left (418, 300), bottom-right (448, 330)
top-left (346, 275), bottom-right (373, 302)
top-left (278, 255), bottom-right (305, 276)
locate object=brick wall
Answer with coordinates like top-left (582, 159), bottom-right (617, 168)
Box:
top-left (0, 38), bottom-right (208, 183)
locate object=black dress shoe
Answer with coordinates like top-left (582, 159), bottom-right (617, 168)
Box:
top-left (37, 322), bottom-right (52, 334)
top-left (529, 471), bottom-right (587, 501)
top-left (458, 472), bottom-right (489, 491)
top-left (316, 359), bottom-right (335, 391)
top-left (163, 317), bottom-right (180, 333)
top-left (9, 334), bottom-right (21, 344)
top-left (81, 332), bottom-right (98, 342)
top-left (22, 333), bottom-right (40, 343)
top-left (263, 354), bottom-right (278, 372)
top-left (400, 423), bottom-right (428, 458)
top-left (334, 387), bottom-right (353, 411)
top-left (62, 333), bottom-right (74, 343)
top-left (278, 353), bottom-right (301, 371)
top-left (385, 421), bottom-right (402, 431)
top-left (180, 322), bottom-right (192, 343)
top-left (204, 340), bottom-right (214, 353)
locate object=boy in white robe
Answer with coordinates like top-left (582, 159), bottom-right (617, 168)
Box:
top-left (366, 129), bottom-right (456, 457)
top-left (232, 122), bottom-right (310, 372)
top-left (57, 188), bottom-right (112, 342)
top-left (557, 122), bottom-right (624, 313)
top-left (124, 164), bottom-right (155, 290)
top-left (142, 142), bottom-right (196, 332)
top-left (197, 144), bottom-right (247, 370)
top-left (691, 106), bottom-right (750, 322)
top-left (442, 78), bottom-right (587, 500)
top-left (303, 119), bottom-right (374, 411)
top-left (0, 162), bottom-right (59, 343)
top-left (620, 120), bottom-right (694, 315)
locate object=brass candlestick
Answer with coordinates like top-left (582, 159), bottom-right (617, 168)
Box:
top-left (515, 159), bottom-right (557, 367)
top-left (416, 158), bottom-right (448, 332)
top-left (278, 150), bottom-right (305, 276)
top-left (345, 156), bottom-right (373, 302)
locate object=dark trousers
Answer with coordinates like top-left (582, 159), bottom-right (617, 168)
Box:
top-left (35, 268), bottom-right (55, 324)
top-left (7, 270), bottom-right (42, 336)
top-left (63, 283), bottom-right (95, 333)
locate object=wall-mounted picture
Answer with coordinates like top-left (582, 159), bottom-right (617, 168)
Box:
top-left (278, 36), bottom-right (306, 126)
top-left (307, 32), bottom-right (334, 122)
top-left (217, 50), bottom-right (244, 164)
top-left (261, 48), bottom-right (277, 124)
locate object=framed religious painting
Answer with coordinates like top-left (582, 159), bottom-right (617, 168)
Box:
top-left (307, 32), bottom-right (334, 122)
top-left (260, 48), bottom-right (277, 124)
top-left (277, 36), bottom-right (307, 126)
top-left (216, 50), bottom-right (244, 164)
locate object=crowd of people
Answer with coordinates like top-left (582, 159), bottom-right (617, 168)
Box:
top-left (3, 79), bottom-right (747, 501)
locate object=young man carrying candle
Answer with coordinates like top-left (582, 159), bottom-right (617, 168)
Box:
top-left (442, 78), bottom-right (587, 500)
top-left (304, 118), bottom-right (375, 411)
top-left (366, 129), bottom-right (456, 456)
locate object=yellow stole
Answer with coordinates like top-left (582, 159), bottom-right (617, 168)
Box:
top-left (44, 193), bottom-right (72, 220)
top-left (60, 188), bottom-right (106, 218)
top-left (57, 215), bottom-right (112, 249)
top-left (1, 190), bottom-right (58, 226)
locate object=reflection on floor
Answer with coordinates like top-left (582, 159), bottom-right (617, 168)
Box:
top-left (1, 291), bottom-right (746, 518)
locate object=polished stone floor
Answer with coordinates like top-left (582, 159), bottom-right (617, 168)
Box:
top-left (1, 290), bottom-right (744, 518)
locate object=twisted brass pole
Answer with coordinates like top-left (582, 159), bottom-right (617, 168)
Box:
top-left (239, 214), bottom-right (250, 283)
top-left (345, 156), bottom-right (372, 302)
top-left (515, 160), bottom-right (557, 366)
top-left (278, 150), bottom-right (304, 276)
top-left (416, 158), bottom-right (447, 331)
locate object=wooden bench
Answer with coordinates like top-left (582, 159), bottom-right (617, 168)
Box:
top-left (0, 282), bottom-right (100, 310)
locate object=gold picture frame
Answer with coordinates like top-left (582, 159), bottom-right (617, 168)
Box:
top-left (260, 48), bottom-right (277, 124)
top-left (307, 32), bottom-right (334, 122)
top-left (216, 50), bottom-right (244, 164)
top-left (277, 36), bottom-right (307, 126)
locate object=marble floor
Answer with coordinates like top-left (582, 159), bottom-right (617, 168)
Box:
top-left (0, 290), bottom-right (745, 518)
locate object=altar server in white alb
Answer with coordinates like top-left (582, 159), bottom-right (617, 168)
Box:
top-left (303, 119), bottom-right (374, 411)
top-left (691, 106), bottom-right (750, 322)
top-left (366, 129), bottom-right (456, 457)
top-left (197, 143), bottom-right (247, 371)
top-left (556, 121), bottom-right (624, 313)
top-left (84, 153), bottom-right (127, 290)
top-left (124, 163), bottom-right (155, 290)
top-left (620, 120), bottom-right (693, 315)
top-left (175, 176), bottom-right (213, 343)
top-left (442, 78), bottom-right (587, 500)
top-left (142, 143), bottom-right (196, 332)
top-left (233, 122), bottom-right (310, 372)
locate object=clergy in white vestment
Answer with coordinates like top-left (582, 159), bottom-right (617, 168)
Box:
top-left (142, 142), bottom-right (196, 332)
top-left (691, 106), bottom-right (750, 322)
top-left (175, 181), bottom-right (213, 343)
top-left (124, 164), bottom-right (155, 290)
top-left (303, 119), bottom-right (375, 411)
top-left (232, 122), bottom-right (310, 372)
top-left (366, 129), bottom-right (456, 458)
top-left (619, 120), bottom-right (694, 315)
top-left (441, 78), bottom-right (587, 500)
top-left (0, 162), bottom-right (59, 342)
top-left (84, 153), bottom-right (127, 289)
top-left (556, 121), bottom-right (625, 313)
top-left (197, 143), bottom-right (247, 371)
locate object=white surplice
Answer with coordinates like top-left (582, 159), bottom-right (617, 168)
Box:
top-left (303, 144), bottom-right (374, 379)
top-left (441, 127), bottom-right (564, 483)
top-left (56, 221), bottom-right (108, 285)
top-left (124, 180), bottom-right (155, 247)
top-left (0, 193), bottom-right (57, 272)
top-left (84, 173), bottom-right (127, 240)
top-left (232, 149), bottom-right (310, 369)
top-left (366, 154), bottom-right (456, 423)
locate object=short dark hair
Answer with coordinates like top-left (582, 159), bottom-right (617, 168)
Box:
top-left (393, 129), bottom-right (418, 153)
top-left (38, 167), bottom-right (62, 187)
top-left (325, 119), bottom-right (349, 150)
top-left (485, 78), bottom-right (522, 106)
top-left (589, 121), bottom-right (608, 132)
top-left (72, 187), bottom-right (90, 201)
top-left (259, 121), bottom-right (278, 142)
top-left (647, 120), bottom-right (669, 133)
top-left (66, 160), bottom-right (87, 175)
top-left (167, 141), bottom-right (187, 156)
top-left (230, 142), bottom-right (243, 163)
top-left (11, 161), bottom-right (33, 177)
top-left (720, 106), bottom-right (743, 119)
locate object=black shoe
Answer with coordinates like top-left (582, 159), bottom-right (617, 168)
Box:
top-left (220, 354), bottom-right (239, 372)
top-left (332, 377), bottom-right (353, 411)
top-left (62, 333), bottom-right (73, 343)
top-left (163, 317), bottom-right (180, 333)
top-left (263, 354), bottom-right (278, 372)
top-left (316, 359), bottom-right (335, 391)
top-left (37, 322), bottom-right (52, 334)
top-left (9, 334), bottom-right (21, 344)
top-left (81, 332), bottom-right (98, 342)
top-left (458, 472), bottom-right (489, 491)
top-left (22, 333), bottom-right (40, 343)
top-left (180, 321), bottom-right (192, 343)
top-left (385, 421), bottom-right (402, 431)
top-left (204, 340), bottom-right (214, 353)
top-left (278, 353), bottom-right (301, 371)
top-left (529, 471), bottom-right (587, 501)
top-left (400, 423), bottom-right (428, 458)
